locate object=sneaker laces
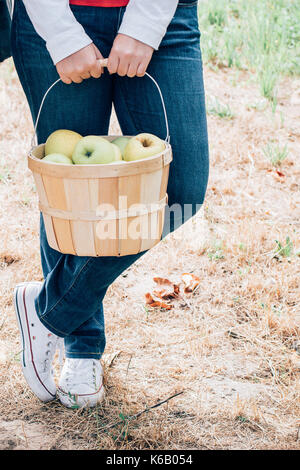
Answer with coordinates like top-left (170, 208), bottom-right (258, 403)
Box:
top-left (40, 336), bottom-right (64, 374)
top-left (63, 359), bottom-right (99, 391)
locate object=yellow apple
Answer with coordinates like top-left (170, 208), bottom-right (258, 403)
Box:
top-left (45, 129), bottom-right (82, 159)
top-left (123, 133), bottom-right (166, 162)
top-left (111, 137), bottom-right (130, 158)
top-left (111, 143), bottom-right (123, 161)
top-left (43, 153), bottom-right (73, 164)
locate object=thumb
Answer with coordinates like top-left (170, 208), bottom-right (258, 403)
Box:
top-left (90, 43), bottom-right (104, 78)
top-left (92, 43), bottom-right (103, 59)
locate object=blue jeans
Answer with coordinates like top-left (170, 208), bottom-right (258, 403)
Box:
top-left (11, 0), bottom-right (209, 359)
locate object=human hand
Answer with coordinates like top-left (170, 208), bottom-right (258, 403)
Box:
top-left (56, 43), bottom-right (104, 84)
top-left (108, 34), bottom-right (154, 78)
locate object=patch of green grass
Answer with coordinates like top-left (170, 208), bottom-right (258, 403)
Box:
top-left (263, 141), bottom-right (289, 167)
top-left (273, 236), bottom-right (299, 259)
top-left (208, 7), bottom-right (226, 28)
top-left (236, 415), bottom-right (249, 424)
top-left (259, 65), bottom-right (279, 104)
top-left (198, 0), bottom-right (300, 101)
top-left (207, 239), bottom-right (225, 260)
top-left (207, 96), bottom-right (235, 119)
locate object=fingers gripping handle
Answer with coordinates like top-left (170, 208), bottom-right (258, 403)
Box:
top-left (31, 59), bottom-right (170, 148)
top-left (98, 58), bottom-right (108, 68)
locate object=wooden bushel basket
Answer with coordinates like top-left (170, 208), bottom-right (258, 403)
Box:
top-left (27, 60), bottom-right (172, 257)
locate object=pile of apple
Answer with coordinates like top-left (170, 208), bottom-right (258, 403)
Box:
top-left (42, 130), bottom-right (166, 165)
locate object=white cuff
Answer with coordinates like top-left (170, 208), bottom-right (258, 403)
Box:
top-left (22, 0), bottom-right (94, 65)
top-left (47, 28), bottom-right (93, 65)
top-left (118, 13), bottom-right (165, 50)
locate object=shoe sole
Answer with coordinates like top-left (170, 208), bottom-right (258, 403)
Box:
top-left (14, 283), bottom-right (56, 402)
top-left (57, 384), bottom-right (105, 409)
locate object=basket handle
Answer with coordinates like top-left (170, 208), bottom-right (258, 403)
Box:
top-left (31, 58), bottom-right (170, 148)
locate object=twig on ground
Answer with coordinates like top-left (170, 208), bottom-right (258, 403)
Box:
top-left (100, 390), bottom-right (184, 432)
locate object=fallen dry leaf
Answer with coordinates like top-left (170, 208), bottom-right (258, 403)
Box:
top-left (144, 274), bottom-right (200, 311)
top-left (181, 273), bottom-right (201, 293)
top-left (153, 277), bottom-right (180, 300)
top-left (145, 293), bottom-right (173, 310)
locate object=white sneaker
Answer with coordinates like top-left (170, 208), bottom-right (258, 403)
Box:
top-left (57, 358), bottom-right (105, 409)
top-left (14, 282), bottom-right (60, 402)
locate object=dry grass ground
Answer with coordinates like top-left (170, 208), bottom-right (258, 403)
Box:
top-left (0, 56), bottom-right (299, 450)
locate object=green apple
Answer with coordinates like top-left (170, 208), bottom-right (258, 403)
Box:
top-left (111, 136), bottom-right (130, 158)
top-left (123, 133), bottom-right (166, 162)
top-left (111, 143), bottom-right (123, 161)
top-left (42, 153), bottom-right (73, 165)
top-left (72, 136), bottom-right (115, 164)
top-left (45, 129), bottom-right (82, 159)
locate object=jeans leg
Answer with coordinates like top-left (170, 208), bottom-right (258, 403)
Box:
top-left (35, 249), bottom-right (145, 336)
top-left (40, 214), bottom-right (110, 358)
top-left (63, 299), bottom-right (106, 360)
top-left (40, 213), bottom-right (61, 277)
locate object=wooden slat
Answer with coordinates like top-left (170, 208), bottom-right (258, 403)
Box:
top-left (160, 165), bottom-right (170, 199)
top-left (42, 174), bottom-right (75, 254)
top-left (43, 214), bottom-right (59, 251)
top-left (51, 217), bottom-right (75, 254)
top-left (157, 207), bottom-right (165, 242)
top-left (71, 220), bottom-right (95, 256)
top-left (140, 169), bottom-right (162, 204)
top-left (139, 212), bottom-right (157, 252)
top-left (32, 172), bottom-right (48, 206)
top-left (95, 178), bottom-right (119, 256)
top-left (42, 175), bottom-right (67, 210)
top-left (138, 169), bottom-right (163, 252)
top-left (88, 179), bottom-right (99, 211)
top-left (64, 178), bottom-right (96, 256)
top-left (94, 219), bottom-right (119, 256)
top-left (118, 174), bottom-right (141, 255)
top-left (31, 172), bottom-right (58, 251)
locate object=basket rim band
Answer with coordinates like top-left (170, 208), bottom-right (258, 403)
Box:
top-left (39, 195), bottom-right (168, 221)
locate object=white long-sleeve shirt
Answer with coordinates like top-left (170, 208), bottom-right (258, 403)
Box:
top-left (15, 0), bottom-right (179, 64)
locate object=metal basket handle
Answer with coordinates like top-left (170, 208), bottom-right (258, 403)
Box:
top-left (31, 58), bottom-right (170, 148)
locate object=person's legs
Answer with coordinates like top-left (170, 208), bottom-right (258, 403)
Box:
top-left (33, 0), bottom-right (209, 350)
top-left (12, 1), bottom-right (209, 362)
top-left (39, 215), bottom-right (108, 359)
